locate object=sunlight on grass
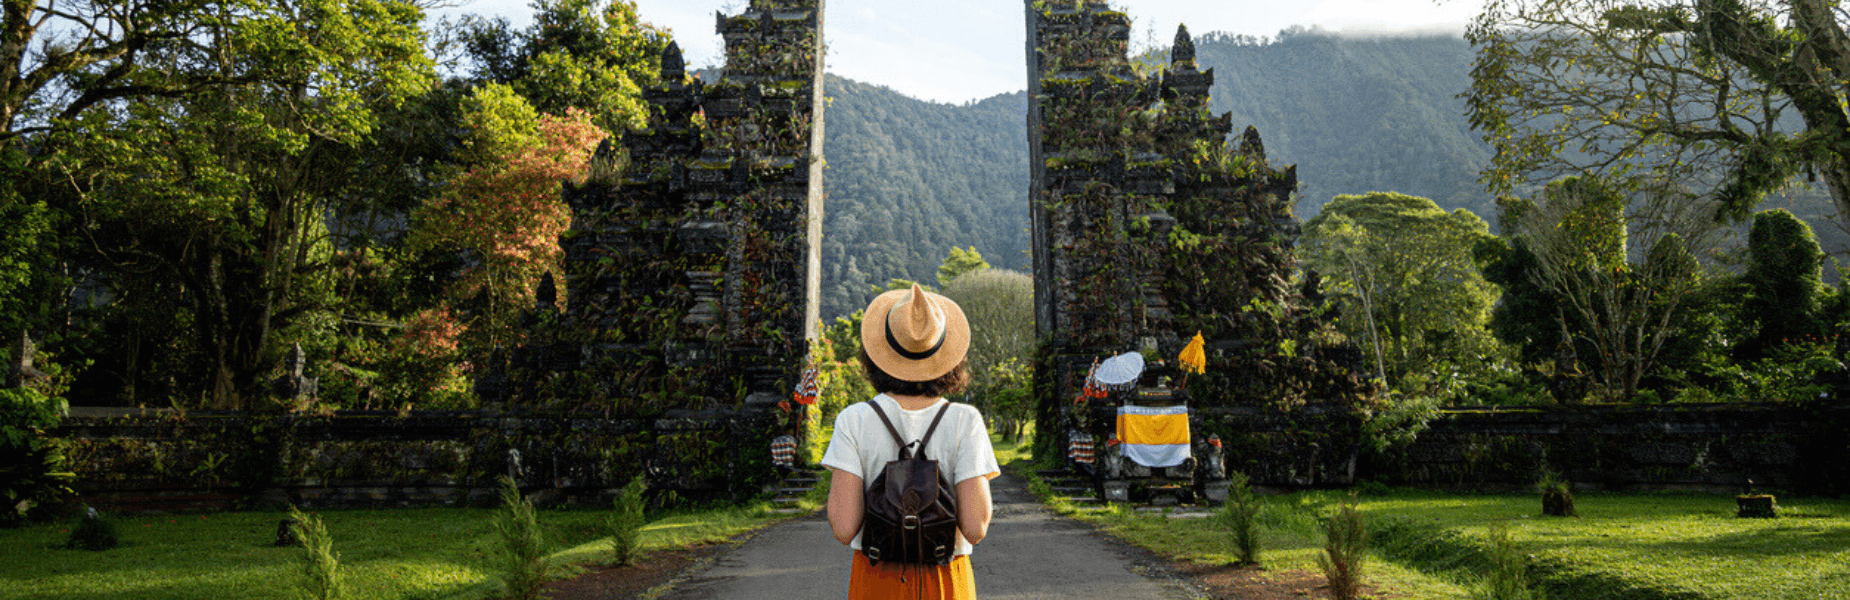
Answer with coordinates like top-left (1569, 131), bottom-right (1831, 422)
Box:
top-left (0, 495), bottom-right (807, 600)
top-left (1363, 491), bottom-right (1850, 600)
top-left (1010, 450), bottom-right (1845, 600)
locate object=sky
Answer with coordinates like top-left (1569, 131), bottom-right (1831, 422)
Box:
top-left (438, 0), bottom-right (1487, 105)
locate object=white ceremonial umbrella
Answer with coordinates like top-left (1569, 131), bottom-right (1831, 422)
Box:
top-left (1093, 351), bottom-right (1144, 392)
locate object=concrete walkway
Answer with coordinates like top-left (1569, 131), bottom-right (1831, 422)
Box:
top-left (658, 472), bottom-right (1199, 599)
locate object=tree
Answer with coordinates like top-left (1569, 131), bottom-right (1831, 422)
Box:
top-left (1300, 192), bottom-right (1502, 396)
top-left (40, 0), bottom-right (436, 409)
top-left (936, 246), bottom-right (991, 288)
top-left (409, 83), bottom-right (605, 345)
top-left (940, 268), bottom-right (1035, 435)
top-left (461, 0), bottom-right (667, 134)
top-left (1496, 176), bottom-right (1716, 402)
top-left (1736, 208), bottom-right (1825, 360)
top-left (1466, 0), bottom-right (1850, 222)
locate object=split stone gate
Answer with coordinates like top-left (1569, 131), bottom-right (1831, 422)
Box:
top-left (51, 0), bottom-right (1850, 510)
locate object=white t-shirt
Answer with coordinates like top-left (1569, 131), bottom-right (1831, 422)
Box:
top-left (820, 394), bottom-right (1001, 556)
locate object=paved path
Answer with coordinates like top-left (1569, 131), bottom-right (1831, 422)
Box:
top-left (659, 473), bottom-right (1198, 599)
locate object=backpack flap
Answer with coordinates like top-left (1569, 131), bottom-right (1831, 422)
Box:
top-left (880, 457), bottom-right (943, 520)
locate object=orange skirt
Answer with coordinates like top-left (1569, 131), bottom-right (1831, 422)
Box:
top-left (848, 550), bottom-right (975, 599)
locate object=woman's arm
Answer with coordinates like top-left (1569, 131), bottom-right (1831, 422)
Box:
top-left (955, 475), bottom-right (994, 545)
top-left (826, 468), bottom-right (864, 545)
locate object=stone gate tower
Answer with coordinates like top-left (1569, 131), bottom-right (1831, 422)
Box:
top-left (1025, 0), bottom-right (1373, 484)
top-left (486, 0), bottom-right (826, 489)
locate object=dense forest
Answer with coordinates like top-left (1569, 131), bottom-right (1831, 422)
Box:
top-left (816, 78), bottom-right (1030, 319)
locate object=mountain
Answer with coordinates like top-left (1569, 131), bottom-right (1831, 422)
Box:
top-left (1196, 31), bottom-right (1492, 220)
top-left (814, 31), bottom-right (1848, 320)
top-left (817, 76), bottom-right (1030, 320)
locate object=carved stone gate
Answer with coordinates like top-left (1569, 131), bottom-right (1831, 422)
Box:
top-left (485, 0), bottom-right (827, 497)
top-left (1024, 0), bottom-right (1374, 486)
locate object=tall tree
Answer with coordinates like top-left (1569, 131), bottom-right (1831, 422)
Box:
top-left (936, 246), bottom-right (991, 288)
top-left (940, 268), bottom-right (1034, 436)
top-left (1736, 208), bottom-right (1825, 360)
top-left (1300, 192), bottom-right (1502, 395)
top-left (1467, 0), bottom-right (1850, 222)
top-left (460, 0), bottom-right (666, 134)
top-left (409, 83), bottom-right (605, 345)
top-left (42, 0), bottom-right (435, 409)
top-left (1497, 176), bottom-right (1715, 401)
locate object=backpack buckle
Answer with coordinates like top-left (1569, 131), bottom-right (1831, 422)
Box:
top-left (903, 515), bottom-right (919, 530)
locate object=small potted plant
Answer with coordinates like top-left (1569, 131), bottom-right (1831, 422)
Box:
top-left (1537, 470), bottom-right (1576, 517)
top-left (1736, 479), bottom-right (1778, 519)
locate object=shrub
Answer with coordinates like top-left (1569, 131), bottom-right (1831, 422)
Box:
top-left (1472, 523), bottom-right (1539, 600)
top-left (0, 388), bottom-right (73, 527)
top-left (610, 476), bottom-right (646, 566)
top-left (1537, 470), bottom-right (1576, 517)
top-left (288, 506), bottom-right (343, 600)
top-left (1317, 493), bottom-right (1367, 600)
top-left (495, 475), bottom-right (553, 600)
top-left (1218, 471), bottom-right (1262, 565)
top-left (63, 507), bottom-right (118, 551)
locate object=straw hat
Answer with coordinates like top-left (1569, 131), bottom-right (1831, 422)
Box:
top-left (861, 284), bottom-right (970, 382)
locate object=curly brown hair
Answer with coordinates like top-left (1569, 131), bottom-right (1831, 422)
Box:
top-left (859, 348), bottom-right (970, 398)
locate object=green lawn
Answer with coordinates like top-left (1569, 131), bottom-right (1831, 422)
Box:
top-left (1363, 491), bottom-right (1850, 600)
top-left (0, 496), bottom-right (814, 600)
top-left (1019, 469), bottom-right (1850, 600)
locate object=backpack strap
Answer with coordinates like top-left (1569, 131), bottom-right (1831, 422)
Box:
top-left (866, 400), bottom-right (914, 459)
top-left (915, 403), bottom-right (953, 460)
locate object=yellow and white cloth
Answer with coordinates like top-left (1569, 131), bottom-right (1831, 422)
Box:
top-left (1116, 405), bottom-right (1191, 468)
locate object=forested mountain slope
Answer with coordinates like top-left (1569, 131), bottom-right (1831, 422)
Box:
top-left (814, 32), bottom-right (1844, 320)
top-left (818, 76), bottom-right (1030, 319)
top-left (1198, 32), bottom-right (1491, 220)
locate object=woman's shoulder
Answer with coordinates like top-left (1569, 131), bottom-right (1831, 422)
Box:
top-left (838, 398), bottom-right (878, 417)
top-left (947, 401), bottom-right (985, 422)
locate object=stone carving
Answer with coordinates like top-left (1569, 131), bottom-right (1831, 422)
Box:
top-left (1172, 23), bottom-right (1196, 65)
top-left (270, 343), bottom-right (319, 404)
top-left (5, 330), bottom-right (49, 389)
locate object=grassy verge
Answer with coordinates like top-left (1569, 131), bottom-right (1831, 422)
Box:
top-left (1008, 451), bottom-right (1850, 600)
top-left (1363, 490), bottom-right (1850, 600)
top-left (0, 490), bottom-right (824, 600)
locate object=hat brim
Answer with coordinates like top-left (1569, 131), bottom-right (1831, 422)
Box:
top-left (861, 288), bottom-right (971, 382)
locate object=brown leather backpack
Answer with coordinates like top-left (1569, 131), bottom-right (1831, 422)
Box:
top-left (861, 400), bottom-right (961, 566)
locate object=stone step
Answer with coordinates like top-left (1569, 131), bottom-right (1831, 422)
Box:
top-left (1052, 486), bottom-right (1090, 493)
top-left (777, 487), bottom-right (813, 495)
top-left (772, 497), bottom-right (803, 504)
top-left (783, 477), bottom-right (819, 485)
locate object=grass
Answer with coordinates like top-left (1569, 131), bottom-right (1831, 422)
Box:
top-left (1011, 454), bottom-right (1850, 600)
top-left (0, 491), bottom-right (821, 600)
top-left (1363, 490), bottom-right (1850, 600)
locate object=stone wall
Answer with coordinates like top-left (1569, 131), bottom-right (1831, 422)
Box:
top-left (1366, 402), bottom-right (1850, 495)
top-left (56, 409), bottom-right (778, 511)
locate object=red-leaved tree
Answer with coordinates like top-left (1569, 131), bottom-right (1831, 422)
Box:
top-left (413, 83), bottom-right (605, 347)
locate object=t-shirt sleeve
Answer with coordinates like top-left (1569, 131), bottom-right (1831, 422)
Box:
top-left (819, 405), bottom-right (864, 479)
top-left (953, 405), bottom-right (1001, 484)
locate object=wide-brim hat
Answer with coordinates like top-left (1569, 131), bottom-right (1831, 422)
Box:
top-left (861, 284), bottom-right (970, 382)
